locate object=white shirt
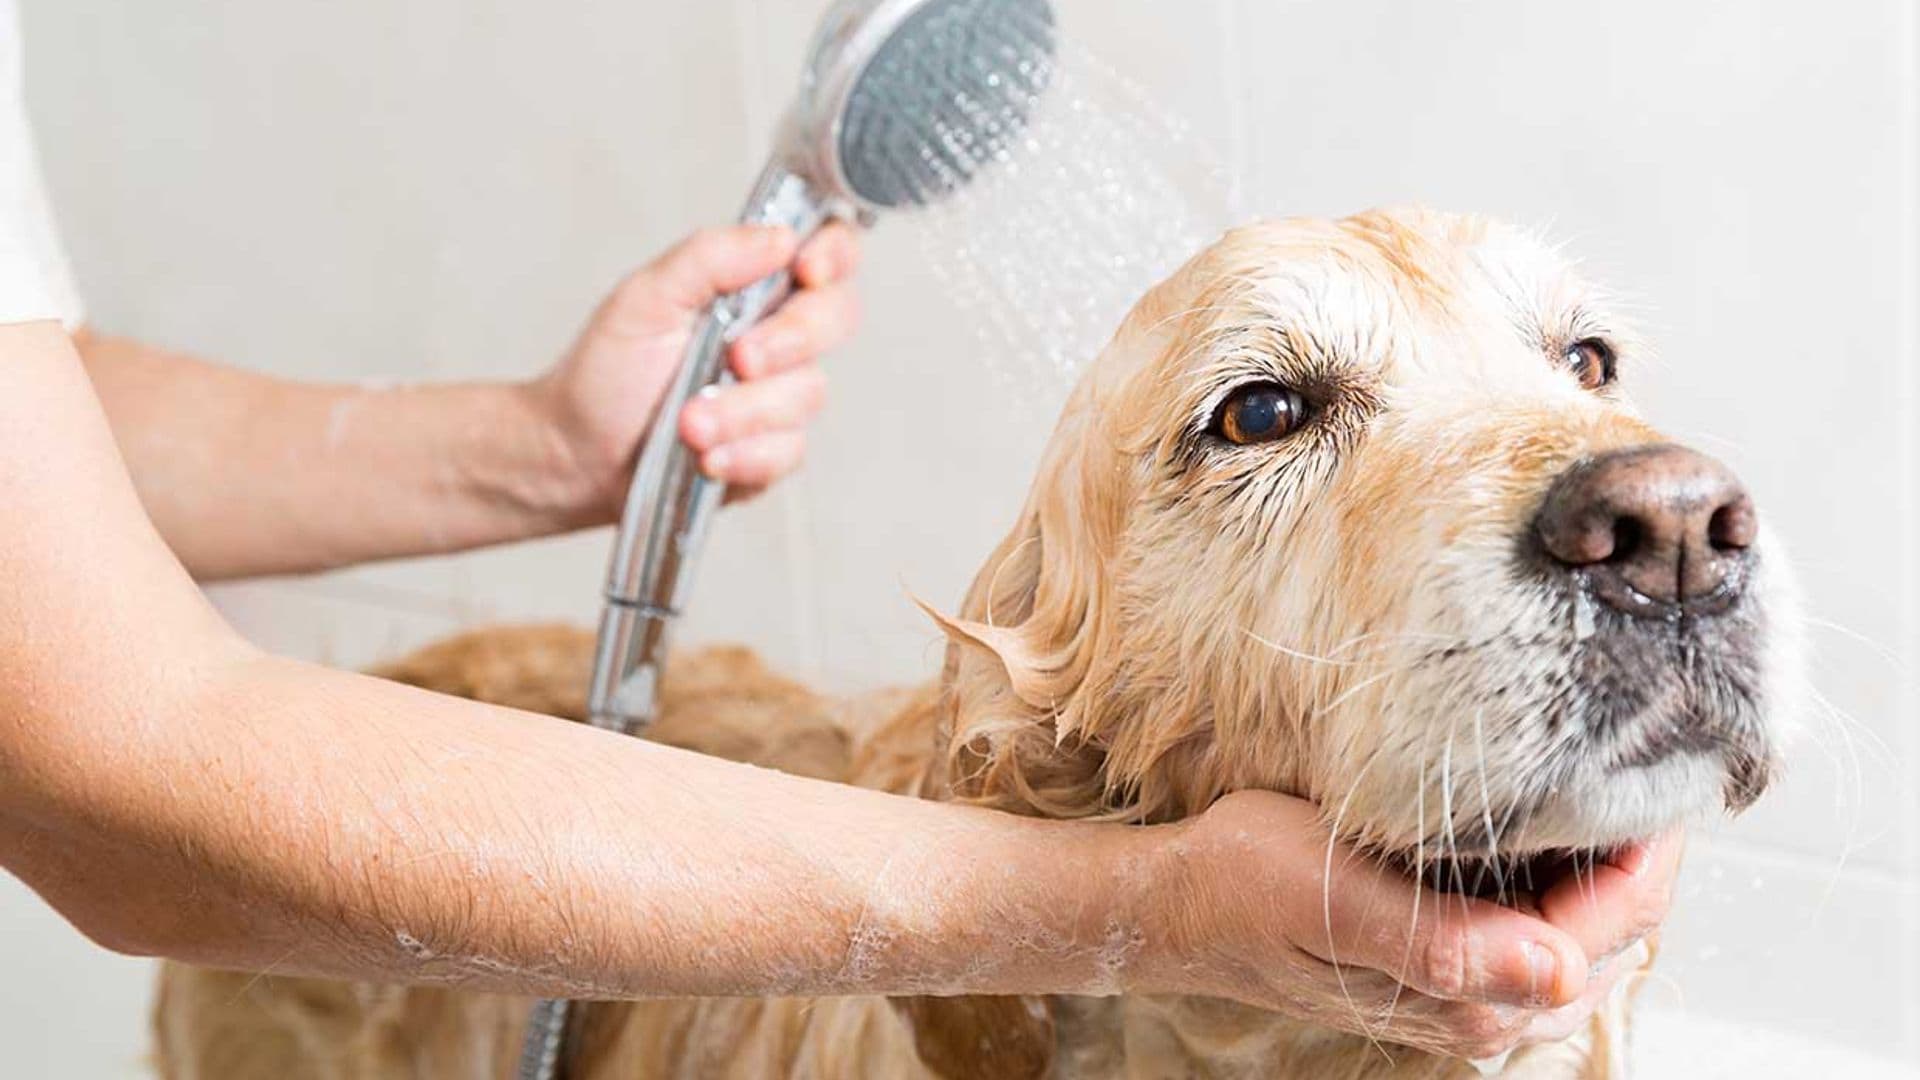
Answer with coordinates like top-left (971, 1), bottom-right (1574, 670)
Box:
top-left (0, 0), bottom-right (81, 328)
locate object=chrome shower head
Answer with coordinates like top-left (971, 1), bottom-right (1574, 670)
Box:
top-left (783, 0), bottom-right (1058, 212)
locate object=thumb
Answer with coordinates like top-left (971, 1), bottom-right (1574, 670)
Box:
top-left (1296, 846), bottom-right (1590, 1009)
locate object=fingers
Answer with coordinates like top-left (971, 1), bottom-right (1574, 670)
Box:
top-left (1295, 849), bottom-right (1587, 1009)
top-left (680, 367), bottom-right (827, 453)
top-left (631, 225), bottom-right (801, 314)
top-left (795, 222), bottom-right (863, 288)
top-left (625, 220), bottom-right (858, 327)
top-left (1537, 830), bottom-right (1683, 964)
top-left (1286, 965), bottom-right (1538, 1062)
top-left (677, 369), bottom-right (818, 490)
top-left (1519, 942), bottom-right (1642, 1047)
top-left (695, 430), bottom-right (807, 489)
top-left (618, 220), bottom-right (859, 329)
top-left (1299, 958), bottom-right (1627, 1063)
top-left (730, 282), bottom-right (862, 379)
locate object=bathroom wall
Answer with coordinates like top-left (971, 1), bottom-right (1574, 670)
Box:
top-left (5, 0), bottom-right (1916, 1075)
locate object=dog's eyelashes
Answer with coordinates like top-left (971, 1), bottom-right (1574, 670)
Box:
top-left (1562, 338), bottom-right (1617, 391)
top-left (1211, 382), bottom-right (1309, 446)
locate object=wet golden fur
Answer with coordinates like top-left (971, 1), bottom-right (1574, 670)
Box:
top-left (156, 208), bottom-right (1793, 1078)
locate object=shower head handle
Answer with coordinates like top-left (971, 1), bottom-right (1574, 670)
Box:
top-left (587, 164), bottom-right (832, 729)
top-left (520, 3), bottom-right (1059, 1075)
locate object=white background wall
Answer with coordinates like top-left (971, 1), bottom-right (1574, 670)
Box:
top-left (3, 1), bottom-right (1915, 1076)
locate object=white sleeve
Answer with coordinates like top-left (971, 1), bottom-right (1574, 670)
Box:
top-left (0, 0), bottom-right (82, 329)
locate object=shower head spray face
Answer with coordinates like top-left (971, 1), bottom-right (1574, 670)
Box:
top-left (791, 0), bottom-right (1058, 211)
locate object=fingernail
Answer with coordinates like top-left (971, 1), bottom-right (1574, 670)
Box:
top-left (733, 342), bottom-right (762, 377)
top-left (804, 250), bottom-right (840, 281)
top-left (683, 405), bottom-right (717, 445)
top-left (1612, 842), bottom-right (1652, 876)
top-left (1522, 942), bottom-right (1559, 1007)
top-left (705, 447), bottom-right (732, 475)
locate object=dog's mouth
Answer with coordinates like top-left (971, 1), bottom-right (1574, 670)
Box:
top-left (1394, 844), bottom-right (1639, 909)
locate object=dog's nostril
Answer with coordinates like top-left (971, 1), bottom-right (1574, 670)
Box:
top-left (1608, 516), bottom-right (1644, 565)
top-left (1708, 497), bottom-right (1757, 553)
top-left (1533, 444), bottom-right (1756, 615)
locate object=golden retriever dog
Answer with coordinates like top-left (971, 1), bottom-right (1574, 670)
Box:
top-left (154, 207), bottom-right (1801, 1079)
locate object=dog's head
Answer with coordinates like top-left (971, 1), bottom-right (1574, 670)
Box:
top-left (931, 207), bottom-right (1802, 882)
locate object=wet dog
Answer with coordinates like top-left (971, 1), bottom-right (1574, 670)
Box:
top-left (156, 208), bottom-right (1800, 1078)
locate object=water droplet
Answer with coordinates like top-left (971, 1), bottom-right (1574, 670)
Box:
top-left (906, 41), bottom-right (1238, 411)
top-left (1572, 590), bottom-right (1596, 642)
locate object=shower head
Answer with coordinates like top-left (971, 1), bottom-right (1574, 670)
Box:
top-left (782, 0), bottom-right (1058, 212)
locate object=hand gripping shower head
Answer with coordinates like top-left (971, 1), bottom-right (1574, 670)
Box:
top-left (588, 0), bottom-right (1058, 736)
top-left (519, 4), bottom-right (1056, 1078)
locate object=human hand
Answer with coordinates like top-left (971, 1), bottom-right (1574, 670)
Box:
top-left (526, 222), bottom-right (862, 519)
top-left (1131, 791), bottom-right (1680, 1061)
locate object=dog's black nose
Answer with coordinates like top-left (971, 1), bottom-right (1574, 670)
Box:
top-left (1534, 444), bottom-right (1756, 617)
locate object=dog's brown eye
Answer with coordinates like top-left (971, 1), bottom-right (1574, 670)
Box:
top-left (1212, 383), bottom-right (1308, 446)
top-left (1563, 338), bottom-right (1616, 390)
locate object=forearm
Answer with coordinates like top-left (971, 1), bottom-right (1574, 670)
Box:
top-left (3, 320), bottom-right (1143, 1001)
top-left (3, 645), bottom-right (1150, 999)
top-left (75, 331), bottom-right (593, 580)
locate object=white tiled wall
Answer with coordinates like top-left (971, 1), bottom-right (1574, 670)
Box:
top-left (6, 1), bottom-right (1916, 1076)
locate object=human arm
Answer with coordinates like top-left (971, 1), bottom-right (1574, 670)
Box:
top-left (3, 319), bottom-right (1671, 1042)
top-left (74, 224), bottom-right (861, 581)
top-left (5, 313), bottom-right (1144, 1002)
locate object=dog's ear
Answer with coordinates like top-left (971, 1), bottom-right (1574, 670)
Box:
top-left (891, 995), bottom-right (1055, 1080)
top-left (917, 397), bottom-right (1134, 818)
top-left (920, 286), bottom-right (1222, 821)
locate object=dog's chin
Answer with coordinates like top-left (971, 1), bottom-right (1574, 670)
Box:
top-left (1516, 750), bottom-right (1735, 850)
top-left (1385, 751), bottom-right (1740, 907)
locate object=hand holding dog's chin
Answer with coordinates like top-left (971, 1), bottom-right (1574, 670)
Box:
top-left (1117, 790), bottom-right (1669, 1061)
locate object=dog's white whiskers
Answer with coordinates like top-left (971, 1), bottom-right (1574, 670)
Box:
top-left (1241, 627), bottom-right (1359, 667)
top-left (1804, 685), bottom-right (1895, 771)
top-left (1318, 666), bottom-right (1404, 720)
top-left (1468, 708), bottom-right (1503, 899)
top-left (1438, 716), bottom-right (1466, 917)
top-left (1380, 742), bottom-right (1431, 1038)
top-left (1801, 614), bottom-right (1901, 668)
top-left (1487, 780), bottom-right (1534, 904)
top-left (1796, 688), bottom-right (1892, 912)
top-left (1332, 625), bottom-right (1468, 650)
top-left (1321, 750), bottom-right (1391, 1057)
